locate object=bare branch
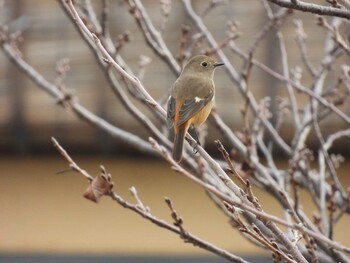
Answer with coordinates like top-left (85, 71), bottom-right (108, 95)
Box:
top-left (0, 30), bottom-right (153, 154)
top-left (3, 1), bottom-right (350, 262)
top-left (267, 0), bottom-right (350, 19)
top-left (53, 137), bottom-right (248, 263)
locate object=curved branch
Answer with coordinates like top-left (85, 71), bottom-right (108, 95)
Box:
top-left (52, 137), bottom-right (248, 263)
top-left (59, 0), bottom-right (172, 148)
top-left (0, 37), bottom-right (153, 154)
top-left (267, 0), bottom-right (350, 19)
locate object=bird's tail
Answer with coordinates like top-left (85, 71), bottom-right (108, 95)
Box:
top-left (173, 124), bottom-right (187, 163)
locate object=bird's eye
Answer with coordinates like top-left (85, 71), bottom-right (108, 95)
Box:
top-left (201, 61), bottom-right (208, 67)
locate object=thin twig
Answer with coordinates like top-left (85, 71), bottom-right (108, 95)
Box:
top-left (267, 0), bottom-right (350, 19)
top-left (53, 137), bottom-right (248, 263)
top-left (0, 31), bottom-right (153, 154)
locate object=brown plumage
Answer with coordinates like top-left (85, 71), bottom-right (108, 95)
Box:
top-left (167, 55), bottom-right (224, 162)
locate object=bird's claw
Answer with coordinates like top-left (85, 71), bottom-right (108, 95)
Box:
top-left (193, 144), bottom-right (198, 154)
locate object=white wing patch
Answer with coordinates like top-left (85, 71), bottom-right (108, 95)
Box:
top-left (194, 96), bottom-right (204, 103)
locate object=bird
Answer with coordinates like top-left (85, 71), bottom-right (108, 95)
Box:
top-left (167, 55), bottom-right (224, 162)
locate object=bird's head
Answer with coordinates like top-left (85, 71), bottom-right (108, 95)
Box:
top-left (183, 55), bottom-right (224, 77)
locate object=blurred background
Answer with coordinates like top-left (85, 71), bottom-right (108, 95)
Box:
top-left (0, 0), bottom-right (349, 262)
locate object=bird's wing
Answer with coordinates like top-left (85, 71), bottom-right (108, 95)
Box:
top-left (176, 91), bottom-right (214, 127)
top-left (167, 96), bottom-right (176, 129)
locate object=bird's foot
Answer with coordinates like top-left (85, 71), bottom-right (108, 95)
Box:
top-left (192, 144), bottom-right (198, 154)
top-left (188, 126), bottom-right (201, 155)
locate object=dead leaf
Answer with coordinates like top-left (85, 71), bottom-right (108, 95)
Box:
top-left (83, 166), bottom-right (113, 203)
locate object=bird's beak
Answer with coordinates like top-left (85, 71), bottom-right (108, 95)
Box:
top-left (214, 62), bottom-right (224, 67)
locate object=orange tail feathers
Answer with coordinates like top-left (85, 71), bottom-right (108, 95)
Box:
top-left (173, 124), bottom-right (188, 163)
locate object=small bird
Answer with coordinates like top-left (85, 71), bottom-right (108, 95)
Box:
top-left (167, 55), bottom-right (224, 162)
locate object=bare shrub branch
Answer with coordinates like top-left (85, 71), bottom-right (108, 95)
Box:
top-left (1, 0), bottom-right (350, 262)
